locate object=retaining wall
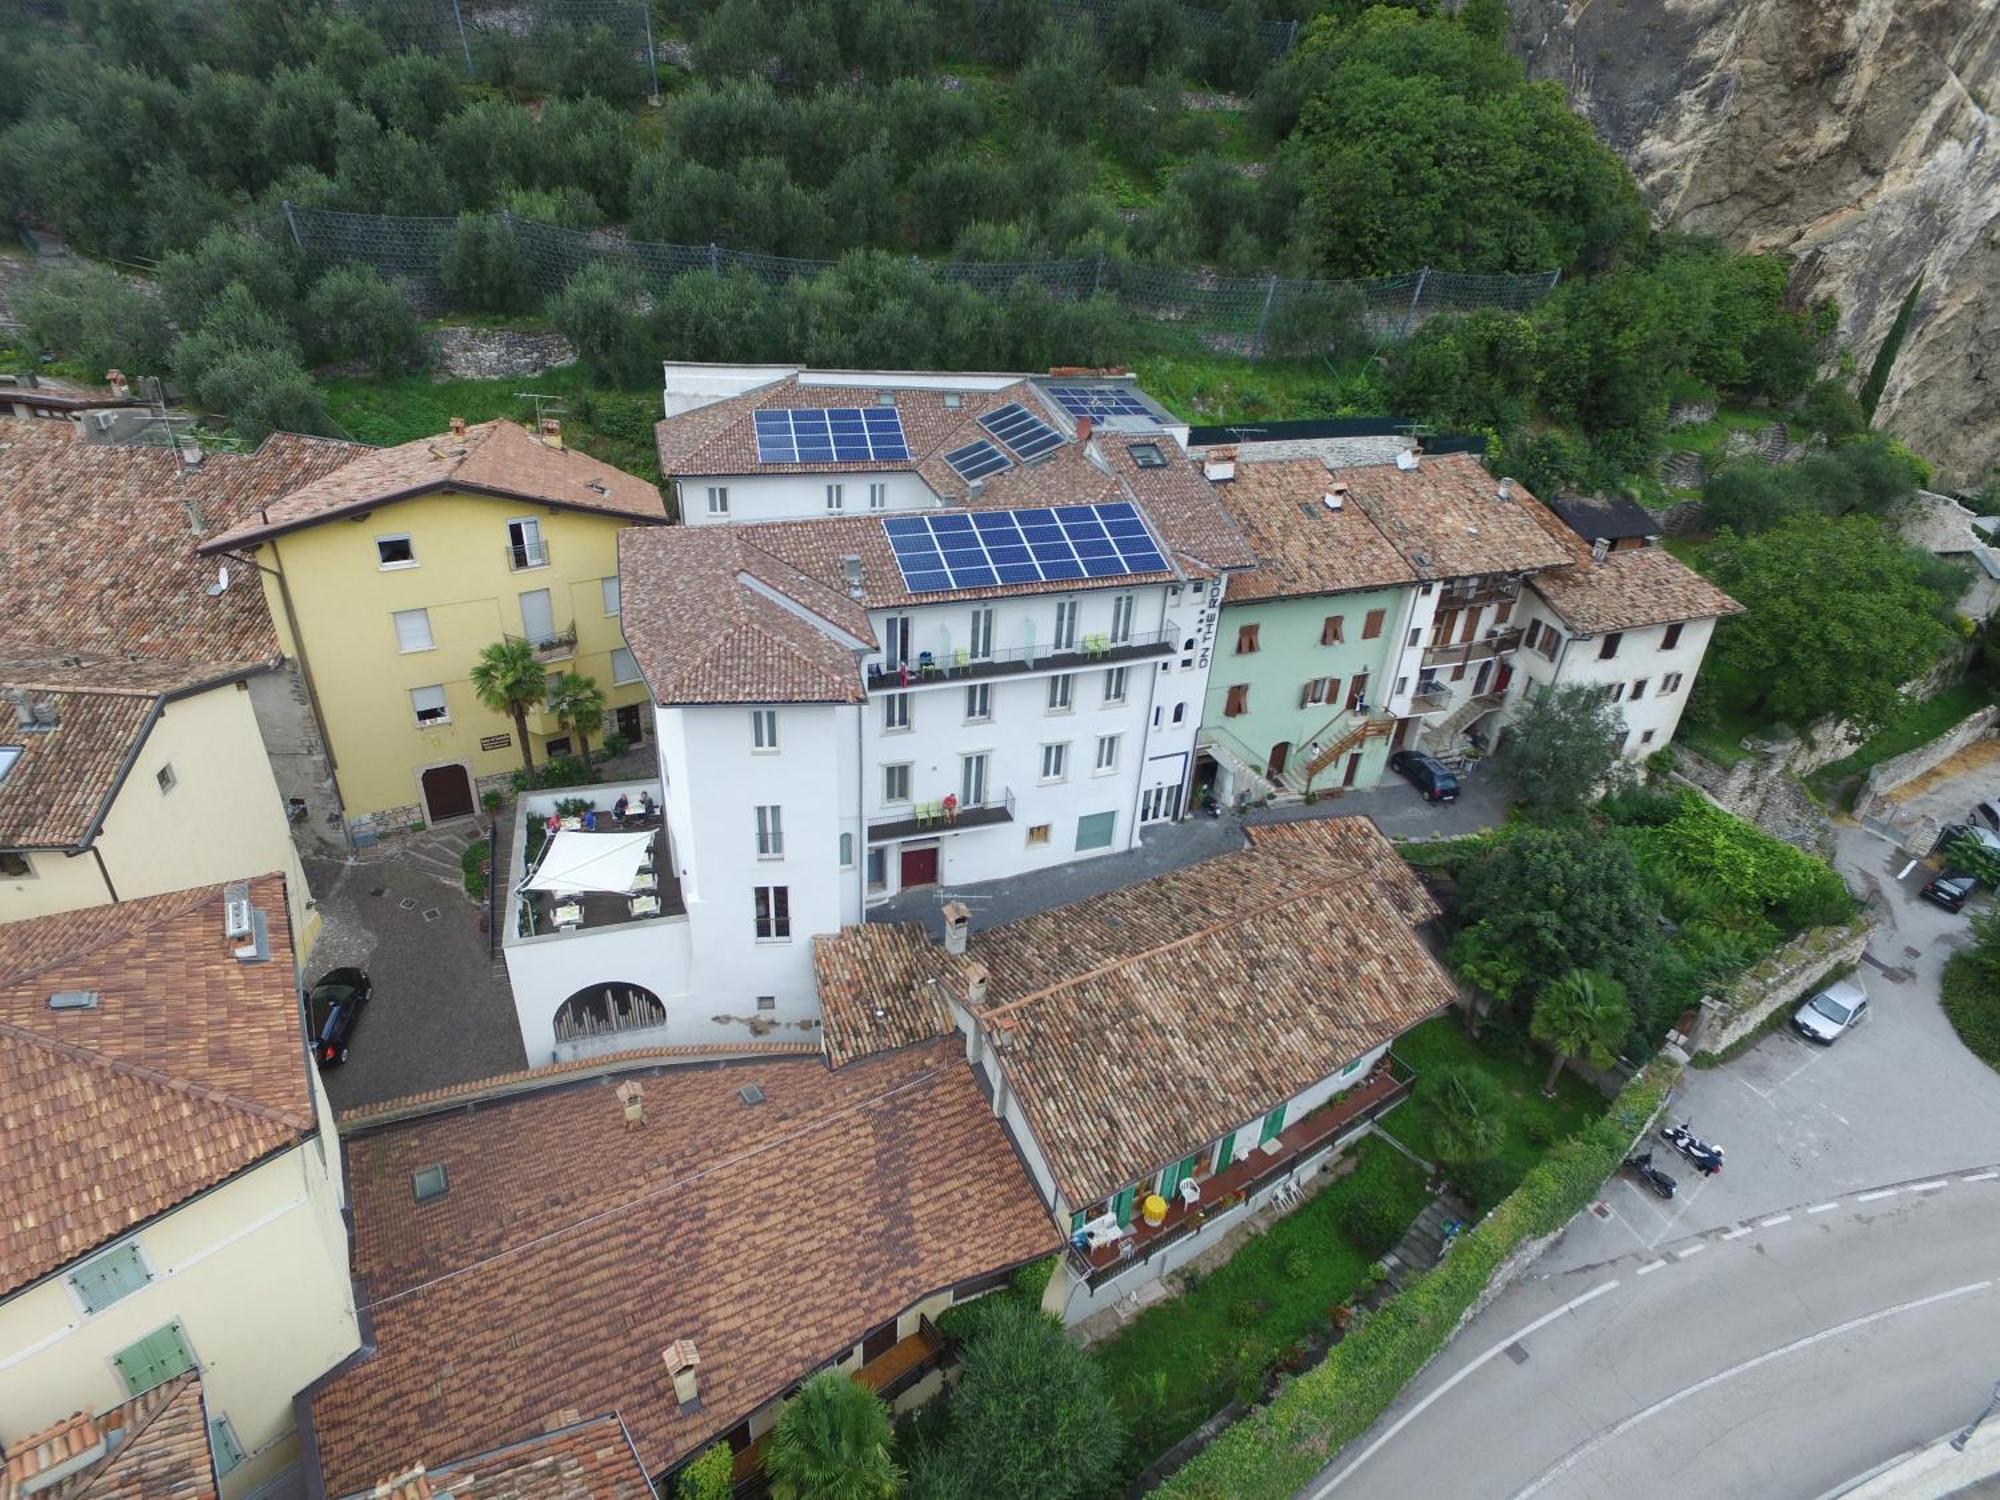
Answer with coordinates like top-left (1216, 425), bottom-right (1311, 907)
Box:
top-left (1857, 704), bottom-right (2000, 810)
top-left (1695, 916), bottom-right (1874, 1058)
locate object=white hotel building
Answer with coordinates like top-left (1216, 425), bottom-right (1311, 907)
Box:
top-left (527, 366), bottom-right (1256, 1054)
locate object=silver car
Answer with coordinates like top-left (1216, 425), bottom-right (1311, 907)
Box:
top-left (1792, 977), bottom-right (1870, 1044)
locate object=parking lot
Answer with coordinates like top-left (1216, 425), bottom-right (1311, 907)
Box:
top-left (1544, 800), bottom-right (2000, 1273)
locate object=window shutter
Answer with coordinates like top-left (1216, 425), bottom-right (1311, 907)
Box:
top-left (71, 1243), bottom-right (149, 1312)
top-left (1322, 615), bottom-right (1343, 645)
top-left (209, 1418), bottom-right (246, 1477)
top-left (115, 1323), bottom-right (193, 1396)
top-left (1363, 609), bottom-right (1386, 640)
top-left (392, 609), bottom-right (432, 652)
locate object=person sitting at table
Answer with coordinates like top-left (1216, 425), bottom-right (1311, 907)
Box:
top-left (613, 793), bottom-right (629, 823)
top-left (638, 791), bottom-right (657, 818)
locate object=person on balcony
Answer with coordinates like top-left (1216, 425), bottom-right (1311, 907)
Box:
top-left (942, 792), bottom-right (959, 823)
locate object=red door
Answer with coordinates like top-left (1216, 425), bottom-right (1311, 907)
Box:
top-left (900, 846), bottom-right (939, 888)
top-left (420, 764), bottom-right (475, 823)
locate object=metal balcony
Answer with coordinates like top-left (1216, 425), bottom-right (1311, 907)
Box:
top-left (864, 630), bottom-right (1175, 692)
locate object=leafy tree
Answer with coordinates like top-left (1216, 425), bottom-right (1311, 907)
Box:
top-left (1106, 0), bottom-right (1189, 81)
top-left (763, 1370), bottom-right (900, 1500)
top-left (16, 264), bottom-right (173, 378)
top-left (926, 1301), bottom-right (1123, 1500)
top-left (158, 226), bottom-right (298, 333)
top-left (440, 213), bottom-right (533, 314)
top-left (469, 639), bottom-right (548, 777)
top-left (305, 264), bottom-right (418, 371)
top-left (1702, 515), bottom-right (1956, 733)
top-left (547, 263), bottom-right (651, 385)
top-left (435, 99), bottom-right (539, 209)
top-left (546, 672), bottom-right (607, 763)
top-left (356, 51), bottom-right (463, 138)
top-left (182, 345), bottom-right (335, 441)
top-left (1530, 968), bottom-right (1631, 1094)
top-left (676, 1442), bottom-right (733, 1500)
top-left (1424, 1063), bottom-right (1508, 1163)
top-left (1016, 23), bottom-right (1103, 142)
top-left (1494, 682), bottom-right (1627, 818)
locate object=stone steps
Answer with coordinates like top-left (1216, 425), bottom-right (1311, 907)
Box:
top-left (1658, 450), bottom-right (1706, 491)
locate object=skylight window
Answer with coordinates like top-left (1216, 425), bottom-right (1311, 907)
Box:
top-left (0, 746), bottom-right (19, 786)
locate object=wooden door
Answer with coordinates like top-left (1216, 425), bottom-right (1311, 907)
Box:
top-left (1266, 741), bottom-right (1290, 779)
top-left (421, 764), bottom-right (475, 823)
top-left (616, 703), bottom-right (644, 742)
top-left (900, 845), bottom-right (939, 888)
top-left (1474, 658), bottom-right (1493, 696)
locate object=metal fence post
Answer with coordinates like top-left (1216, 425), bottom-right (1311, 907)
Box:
top-left (1286, 18), bottom-right (1299, 52)
top-left (282, 200), bottom-right (303, 252)
top-left (1252, 273), bottom-right (1279, 359)
top-left (709, 242), bottom-right (720, 274)
top-left (446, 0), bottom-right (475, 76)
top-left (1400, 266), bottom-right (1431, 339)
top-left (1092, 252), bottom-right (1107, 297)
top-left (640, 1), bottom-right (661, 101)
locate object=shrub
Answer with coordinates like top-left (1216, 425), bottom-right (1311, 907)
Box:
top-left (676, 1443), bottom-right (733, 1500)
top-left (1331, 1145), bottom-right (1416, 1257)
top-left (1943, 950), bottom-right (2000, 1068)
top-left (1422, 1064), bottom-right (1508, 1165)
top-left (460, 838), bottom-right (490, 902)
top-left (306, 263), bottom-right (418, 371)
top-left (440, 212), bottom-right (533, 314)
top-left (510, 755), bottom-right (598, 791)
top-left (15, 264), bottom-right (172, 378)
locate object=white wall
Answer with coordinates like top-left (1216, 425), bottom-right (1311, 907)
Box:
top-left (674, 470), bottom-right (941, 526)
top-left (1511, 601), bottom-right (1718, 757)
top-left (504, 916), bottom-right (694, 1068)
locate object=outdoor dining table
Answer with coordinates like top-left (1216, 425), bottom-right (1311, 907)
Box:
top-left (629, 894), bottom-right (661, 918)
top-left (553, 899), bottom-right (583, 928)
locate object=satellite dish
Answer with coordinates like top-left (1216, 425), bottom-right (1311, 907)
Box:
top-left (205, 564), bottom-right (230, 598)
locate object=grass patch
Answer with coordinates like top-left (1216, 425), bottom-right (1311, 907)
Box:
top-left (1805, 681), bottom-right (1991, 808)
top-left (1380, 1016), bottom-right (1607, 1211)
top-left (320, 364), bottom-right (663, 484)
top-left (1092, 1136), bottom-right (1427, 1473)
top-left (1942, 952), bottom-right (2000, 1068)
top-left (1664, 406), bottom-right (1781, 464)
top-left (1130, 354), bottom-right (1354, 424)
top-left (460, 838), bottom-right (490, 903)
top-left (1678, 693), bottom-right (1767, 767)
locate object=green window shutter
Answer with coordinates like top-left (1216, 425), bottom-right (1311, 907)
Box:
top-left (115, 1323), bottom-right (193, 1396)
top-left (209, 1418), bottom-right (246, 1476)
top-left (1070, 1210), bottom-right (1087, 1236)
top-left (1260, 1104), bottom-right (1287, 1145)
top-left (1159, 1161), bottom-right (1182, 1200)
top-left (1180, 1151), bottom-right (1202, 1183)
top-left (1112, 1185), bottom-right (1137, 1228)
top-left (1215, 1134), bottom-right (1235, 1171)
top-left (70, 1242), bottom-right (149, 1313)
top-left (1075, 811), bottom-right (1116, 851)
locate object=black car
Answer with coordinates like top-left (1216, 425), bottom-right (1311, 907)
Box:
top-left (1922, 870), bottom-right (1978, 913)
top-left (307, 966), bottom-right (371, 1066)
top-left (1388, 750), bottom-right (1460, 803)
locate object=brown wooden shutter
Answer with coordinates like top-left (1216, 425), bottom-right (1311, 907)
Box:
top-left (1362, 609), bottom-right (1386, 640)
top-left (1322, 615), bottom-right (1344, 645)
top-left (1662, 621), bottom-right (1683, 650)
top-left (1225, 684), bottom-right (1248, 716)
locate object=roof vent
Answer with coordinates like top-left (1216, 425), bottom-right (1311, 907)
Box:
top-left (539, 418), bottom-right (563, 451)
top-left (1202, 455), bottom-right (1236, 483)
top-left (943, 393), bottom-right (963, 409)
top-left (841, 555), bottom-right (864, 597)
top-left (449, 416), bottom-right (467, 437)
top-left (11, 691), bottom-right (58, 734)
top-left (663, 1340), bottom-right (701, 1409)
top-left (179, 495), bottom-right (206, 537)
top-left (47, 989), bottom-right (99, 1011)
top-left (233, 907), bottom-right (270, 964)
top-left (223, 881), bottom-right (253, 940)
top-left (737, 1083), bottom-right (765, 1107)
top-left (1496, 477), bottom-right (1516, 502)
top-left (616, 1079), bottom-right (646, 1129)
top-left (176, 436), bottom-right (203, 469)
top-left (1396, 448), bottom-right (1420, 471)
top-left (1323, 488), bottom-right (1346, 512)
top-left (1591, 537), bottom-right (1611, 563)
top-left (964, 961), bottom-right (990, 1008)
top-left (411, 1164), bottom-right (449, 1203)
top-left (584, 478), bottom-right (608, 496)
top-left (105, 368), bottom-right (129, 398)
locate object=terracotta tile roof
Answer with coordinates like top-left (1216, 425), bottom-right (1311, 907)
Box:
top-left (3, 1374), bottom-right (218, 1500)
top-left (654, 378), bottom-right (1026, 480)
top-left (1343, 453), bottom-right (1573, 581)
top-left (0, 655), bottom-right (261, 850)
top-left (199, 420), bottom-right (665, 553)
top-left (815, 820), bottom-right (1454, 1205)
top-left (307, 1041), bottom-right (1058, 1494)
top-left (0, 420), bottom-right (364, 664)
top-left (342, 1415), bottom-right (653, 1500)
top-left (1208, 460), bottom-right (1421, 602)
top-left (0, 875), bottom-right (316, 1294)
top-left (1517, 498), bottom-right (1744, 633)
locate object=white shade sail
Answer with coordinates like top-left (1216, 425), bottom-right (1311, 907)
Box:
top-left (522, 829), bottom-right (655, 895)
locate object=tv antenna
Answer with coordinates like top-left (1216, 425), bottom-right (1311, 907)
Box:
top-left (515, 392), bottom-right (567, 428)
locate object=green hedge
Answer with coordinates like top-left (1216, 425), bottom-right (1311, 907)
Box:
top-left (1154, 1057), bottom-right (1679, 1499)
top-left (1942, 952), bottom-right (2000, 1068)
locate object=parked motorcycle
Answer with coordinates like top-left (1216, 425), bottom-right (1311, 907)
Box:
top-left (1624, 1150), bottom-right (1678, 1199)
top-left (1660, 1120), bottom-right (1725, 1176)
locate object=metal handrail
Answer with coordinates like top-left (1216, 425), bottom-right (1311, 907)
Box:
top-left (865, 628), bottom-right (1175, 688)
top-left (506, 540), bottom-right (552, 571)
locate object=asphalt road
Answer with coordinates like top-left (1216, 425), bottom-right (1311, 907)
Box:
top-left (1309, 1179), bottom-right (2000, 1500)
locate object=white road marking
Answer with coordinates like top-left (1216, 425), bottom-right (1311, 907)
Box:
top-left (1908, 1180), bottom-right (1948, 1193)
top-left (1676, 1243), bottom-right (1706, 1258)
top-left (1963, 1170), bottom-right (1999, 1183)
top-left (1856, 1188), bottom-right (1900, 1203)
top-left (1636, 1261), bottom-right (1666, 1276)
top-left (1306, 1279), bottom-right (1622, 1496)
top-left (1722, 1226), bottom-right (1752, 1240)
top-left (1807, 1202), bottom-right (1840, 1214)
top-left (1507, 1280), bottom-right (1997, 1499)
top-left (1759, 1214), bottom-right (1793, 1227)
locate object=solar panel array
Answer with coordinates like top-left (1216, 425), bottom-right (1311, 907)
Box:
top-left (1045, 386), bottom-right (1157, 422)
top-left (753, 407), bottom-right (910, 464)
top-left (979, 402), bottom-right (1065, 461)
top-left (943, 439), bottom-right (1011, 482)
top-left (883, 503), bottom-right (1169, 593)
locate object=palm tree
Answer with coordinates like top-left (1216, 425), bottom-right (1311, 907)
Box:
top-left (763, 1370), bottom-right (901, 1500)
top-left (1530, 968), bottom-right (1632, 1097)
top-left (546, 671), bottom-right (607, 764)
top-left (469, 638), bottom-right (546, 778)
top-left (1425, 1063), bottom-right (1507, 1165)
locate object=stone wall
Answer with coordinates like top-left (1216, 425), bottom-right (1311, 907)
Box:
top-left (1857, 704), bottom-right (2000, 809)
top-left (422, 326), bottom-right (577, 381)
top-left (1671, 747), bottom-right (1834, 855)
top-left (1694, 916), bottom-right (1873, 1058)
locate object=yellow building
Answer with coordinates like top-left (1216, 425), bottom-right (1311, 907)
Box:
top-left (197, 419), bottom-right (668, 830)
top-left (0, 656), bottom-right (320, 958)
top-left (0, 875), bottom-right (359, 1499)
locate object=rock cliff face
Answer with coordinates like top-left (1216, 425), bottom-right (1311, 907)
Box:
top-left (1508, 0), bottom-right (1998, 487)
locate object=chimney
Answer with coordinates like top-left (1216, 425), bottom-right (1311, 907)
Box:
top-left (615, 1079), bottom-right (646, 1129)
top-left (5, 1412), bottom-right (108, 1496)
top-left (1591, 536), bottom-right (1610, 564)
top-left (10, 690), bottom-right (58, 734)
top-left (1075, 414), bottom-right (1093, 445)
top-left (371, 1469), bottom-right (434, 1500)
top-left (1495, 477), bottom-right (1516, 502)
top-left (941, 901), bottom-right (971, 956)
top-left (1323, 485), bottom-right (1347, 512)
top-left (180, 495), bottom-right (206, 537)
top-left (663, 1340), bottom-right (701, 1408)
top-left (176, 436), bottom-right (203, 469)
top-left (541, 1409), bottom-right (583, 1433)
top-left (964, 961), bottom-right (989, 1009)
top-left (1202, 446), bottom-right (1237, 484)
top-left (105, 369), bottom-right (129, 399)
top-left (539, 417), bottom-right (563, 451)
top-left (841, 555), bottom-right (864, 597)
top-left (1395, 447), bottom-right (1420, 471)
top-left (448, 415), bottom-right (466, 438)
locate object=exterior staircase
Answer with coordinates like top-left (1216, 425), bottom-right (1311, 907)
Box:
top-left (1196, 724), bottom-right (1293, 801)
top-left (1379, 1193), bottom-right (1474, 1290)
top-left (1300, 711), bottom-right (1395, 788)
top-left (1425, 690), bottom-right (1504, 752)
top-left (1756, 421), bottom-right (1792, 462)
top-left (1658, 450), bottom-right (1706, 491)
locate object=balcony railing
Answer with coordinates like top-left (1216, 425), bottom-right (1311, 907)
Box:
top-left (506, 540), bottom-right (551, 571)
top-left (1409, 683), bottom-right (1452, 713)
top-left (519, 624), bottom-right (578, 662)
top-left (867, 786), bottom-right (1015, 843)
top-left (1422, 626), bottom-right (1522, 669)
top-left (1067, 1053), bottom-right (1417, 1289)
top-left (856, 1315), bottom-right (947, 1403)
top-left (864, 629), bottom-right (1175, 691)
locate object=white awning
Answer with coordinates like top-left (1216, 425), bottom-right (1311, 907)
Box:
top-left (522, 829), bottom-right (655, 895)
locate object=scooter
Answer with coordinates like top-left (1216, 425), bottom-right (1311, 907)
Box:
top-left (1660, 1120), bottom-right (1725, 1176)
top-left (1624, 1150), bottom-right (1678, 1199)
